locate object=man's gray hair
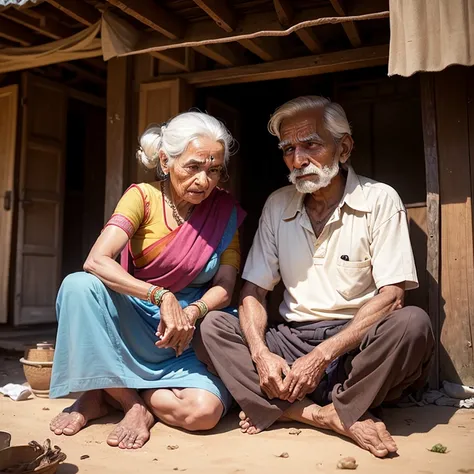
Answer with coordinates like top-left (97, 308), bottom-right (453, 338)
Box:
top-left (267, 96), bottom-right (352, 141)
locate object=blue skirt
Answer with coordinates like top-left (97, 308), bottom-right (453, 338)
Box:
top-left (50, 272), bottom-right (233, 413)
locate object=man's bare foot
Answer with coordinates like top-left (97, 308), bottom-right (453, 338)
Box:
top-left (314, 404), bottom-right (398, 458)
top-left (106, 404), bottom-right (155, 449)
top-left (50, 390), bottom-right (108, 436)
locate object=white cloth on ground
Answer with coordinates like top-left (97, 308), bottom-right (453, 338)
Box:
top-left (0, 383), bottom-right (31, 401)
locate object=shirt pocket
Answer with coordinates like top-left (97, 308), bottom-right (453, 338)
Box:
top-left (336, 258), bottom-right (373, 300)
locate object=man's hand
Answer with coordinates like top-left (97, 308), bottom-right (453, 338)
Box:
top-left (283, 347), bottom-right (329, 403)
top-left (253, 349), bottom-right (290, 400)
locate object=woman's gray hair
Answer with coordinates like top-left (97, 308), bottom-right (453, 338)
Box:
top-left (267, 96), bottom-right (352, 141)
top-left (137, 111), bottom-right (235, 171)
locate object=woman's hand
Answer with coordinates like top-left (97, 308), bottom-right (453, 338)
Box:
top-left (155, 293), bottom-right (194, 356)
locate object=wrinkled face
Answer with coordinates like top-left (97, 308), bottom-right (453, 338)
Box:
top-left (279, 109), bottom-right (351, 193)
top-left (161, 136), bottom-right (225, 205)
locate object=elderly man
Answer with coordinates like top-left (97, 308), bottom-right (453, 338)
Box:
top-left (193, 96), bottom-right (434, 458)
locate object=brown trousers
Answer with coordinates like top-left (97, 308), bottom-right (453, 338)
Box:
top-left (193, 306), bottom-right (434, 430)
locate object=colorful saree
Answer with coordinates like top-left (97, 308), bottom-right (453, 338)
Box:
top-left (49, 183), bottom-right (245, 413)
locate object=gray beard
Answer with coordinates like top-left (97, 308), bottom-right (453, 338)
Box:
top-left (288, 159), bottom-right (340, 193)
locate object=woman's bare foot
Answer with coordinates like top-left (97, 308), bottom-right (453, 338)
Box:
top-left (238, 411), bottom-right (262, 435)
top-left (106, 404), bottom-right (155, 449)
top-left (313, 404), bottom-right (398, 458)
top-left (50, 390), bottom-right (108, 436)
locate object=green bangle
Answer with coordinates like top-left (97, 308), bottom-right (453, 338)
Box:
top-left (153, 289), bottom-right (170, 307)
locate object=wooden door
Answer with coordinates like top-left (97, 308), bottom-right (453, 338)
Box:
top-left (14, 74), bottom-right (67, 325)
top-left (137, 79), bottom-right (194, 183)
top-left (205, 97), bottom-right (242, 202)
top-left (0, 85), bottom-right (18, 324)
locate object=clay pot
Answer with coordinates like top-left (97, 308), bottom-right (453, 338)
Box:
top-left (20, 342), bottom-right (55, 397)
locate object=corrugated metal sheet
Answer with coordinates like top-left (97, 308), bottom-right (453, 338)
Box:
top-left (0, 0), bottom-right (39, 6)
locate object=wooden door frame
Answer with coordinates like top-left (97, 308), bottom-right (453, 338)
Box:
top-left (0, 85), bottom-right (19, 324)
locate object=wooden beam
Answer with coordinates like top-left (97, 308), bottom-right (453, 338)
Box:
top-left (46, 0), bottom-right (100, 27)
top-left (273, 0), bottom-right (293, 26)
top-left (420, 73), bottom-right (440, 389)
top-left (192, 0), bottom-right (235, 33)
top-left (296, 28), bottom-right (323, 54)
top-left (193, 43), bottom-right (247, 67)
top-left (106, 0), bottom-right (184, 40)
top-left (329, 0), bottom-right (362, 47)
top-left (149, 48), bottom-right (193, 72)
top-left (273, 0), bottom-right (323, 53)
top-left (193, 0), bottom-right (280, 61)
top-left (238, 37), bottom-right (280, 62)
top-left (0, 17), bottom-right (37, 45)
top-left (105, 57), bottom-right (131, 221)
top-left (1, 9), bottom-right (71, 40)
top-left (178, 44), bottom-right (388, 87)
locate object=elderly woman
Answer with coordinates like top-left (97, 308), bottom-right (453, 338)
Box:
top-left (49, 112), bottom-right (245, 449)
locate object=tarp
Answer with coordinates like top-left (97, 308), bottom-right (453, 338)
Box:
top-left (389, 0), bottom-right (474, 76)
top-left (0, 22), bottom-right (101, 73)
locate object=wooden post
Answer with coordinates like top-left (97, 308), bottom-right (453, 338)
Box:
top-left (105, 57), bottom-right (132, 222)
top-left (420, 73), bottom-right (440, 388)
top-left (435, 67), bottom-right (474, 385)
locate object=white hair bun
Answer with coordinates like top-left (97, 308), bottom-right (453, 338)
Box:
top-left (136, 125), bottom-right (163, 169)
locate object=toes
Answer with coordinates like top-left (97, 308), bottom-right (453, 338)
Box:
top-left (107, 427), bottom-right (123, 447)
top-left (238, 411), bottom-right (247, 421)
top-left (376, 424), bottom-right (398, 452)
top-left (119, 432), bottom-right (133, 450)
top-left (133, 434), bottom-right (149, 449)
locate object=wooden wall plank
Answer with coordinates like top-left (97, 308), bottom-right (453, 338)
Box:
top-left (435, 66), bottom-right (474, 385)
top-left (105, 57), bottom-right (131, 221)
top-left (420, 73), bottom-right (440, 388)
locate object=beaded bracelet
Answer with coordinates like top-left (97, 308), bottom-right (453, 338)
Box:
top-left (190, 299), bottom-right (209, 319)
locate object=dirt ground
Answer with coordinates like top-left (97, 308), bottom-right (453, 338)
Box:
top-left (1, 353), bottom-right (474, 474)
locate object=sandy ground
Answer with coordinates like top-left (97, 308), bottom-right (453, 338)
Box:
top-left (1, 353), bottom-right (474, 474)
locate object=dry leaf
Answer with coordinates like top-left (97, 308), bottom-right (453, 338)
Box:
top-left (289, 428), bottom-right (301, 436)
top-left (80, 455), bottom-right (90, 460)
top-left (42, 407), bottom-right (50, 411)
top-left (337, 456), bottom-right (358, 470)
top-left (167, 445), bottom-right (179, 450)
top-left (277, 452), bottom-right (289, 458)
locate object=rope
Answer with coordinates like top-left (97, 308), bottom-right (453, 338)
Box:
top-left (136, 11), bottom-right (390, 54)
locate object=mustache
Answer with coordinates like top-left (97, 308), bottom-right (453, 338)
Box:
top-left (289, 164), bottom-right (323, 179)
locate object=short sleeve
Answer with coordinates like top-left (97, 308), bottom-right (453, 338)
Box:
top-left (242, 199), bottom-right (281, 291)
top-left (104, 185), bottom-right (146, 238)
top-left (370, 209), bottom-right (418, 291)
top-left (220, 230), bottom-right (241, 271)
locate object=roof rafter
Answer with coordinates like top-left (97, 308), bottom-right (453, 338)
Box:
top-left (329, 0), bottom-right (362, 47)
top-left (106, 0), bottom-right (184, 40)
top-left (1, 8), bottom-right (71, 40)
top-left (0, 16), bottom-right (37, 45)
top-left (193, 0), bottom-right (281, 61)
top-left (193, 0), bottom-right (235, 33)
top-left (194, 43), bottom-right (247, 67)
top-left (46, 0), bottom-right (100, 27)
top-left (273, 0), bottom-right (323, 54)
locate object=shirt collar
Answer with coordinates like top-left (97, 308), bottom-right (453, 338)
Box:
top-left (282, 165), bottom-right (370, 221)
